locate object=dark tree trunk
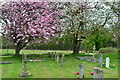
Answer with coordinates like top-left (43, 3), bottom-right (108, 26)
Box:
top-left (118, 35), bottom-right (120, 49)
top-left (15, 44), bottom-right (23, 56)
top-left (73, 37), bottom-right (81, 54)
top-left (15, 47), bottom-right (21, 56)
top-left (95, 35), bottom-right (100, 51)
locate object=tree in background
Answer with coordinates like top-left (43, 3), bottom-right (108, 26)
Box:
top-left (104, 2), bottom-right (120, 48)
top-left (84, 26), bottom-right (114, 51)
top-left (57, 2), bottom-right (118, 53)
top-left (56, 2), bottom-right (93, 54)
top-left (0, 1), bottom-right (64, 56)
top-left (90, 2), bottom-right (119, 50)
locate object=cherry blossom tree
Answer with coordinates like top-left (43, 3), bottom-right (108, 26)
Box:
top-left (0, 1), bottom-right (63, 56)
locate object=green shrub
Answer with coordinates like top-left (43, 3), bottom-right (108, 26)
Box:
top-left (99, 47), bottom-right (118, 53)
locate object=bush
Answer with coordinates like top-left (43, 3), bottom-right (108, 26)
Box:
top-left (99, 47), bottom-right (118, 53)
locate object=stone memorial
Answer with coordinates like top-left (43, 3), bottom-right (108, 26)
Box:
top-left (106, 57), bottom-right (110, 68)
top-left (94, 67), bottom-right (104, 80)
top-left (61, 54), bottom-right (64, 67)
top-left (93, 45), bottom-right (96, 53)
top-left (98, 54), bottom-right (103, 67)
top-left (52, 52), bottom-right (54, 58)
top-left (56, 54), bottom-right (59, 63)
top-left (20, 54), bottom-right (31, 77)
top-left (54, 53), bottom-right (57, 61)
top-left (79, 64), bottom-right (84, 78)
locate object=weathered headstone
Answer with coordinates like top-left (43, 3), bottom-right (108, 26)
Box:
top-left (56, 54), bottom-right (59, 63)
top-left (50, 52), bottom-right (53, 58)
top-left (93, 45), bottom-right (96, 53)
top-left (61, 54), bottom-right (64, 67)
top-left (20, 54), bottom-right (31, 77)
top-left (54, 52), bottom-right (57, 61)
top-left (98, 54), bottom-right (103, 67)
top-left (94, 67), bottom-right (104, 80)
top-left (79, 64), bottom-right (84, 78)
top-left (106, 57), bottom-right (110, 68)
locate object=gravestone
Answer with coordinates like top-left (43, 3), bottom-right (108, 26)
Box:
top-left (98, 54), bottom-right (103, 67)
top-left (20, 54), bottom-right (31, 77)
top-left (79, 64), bottom-right (84, 78)
top-left (93, 45), bottom-right (96, 53)
top-left (50, 52), bottom-right (53, 58)
top-left (106, 57), bottom-right (110, 68)
top-left (56, 54), bottom-right (59, 63)
top-left (54, 52), bottom-right (57, 61)
top-left (61, 54), bottom-right (64, 67)
top-left (94, 67), bottom-right (104, 80)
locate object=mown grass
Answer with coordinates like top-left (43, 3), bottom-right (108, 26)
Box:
top-left (0, 49), bottom-right (73, 56)
top-left (0, 49), bottom-right (118, 78)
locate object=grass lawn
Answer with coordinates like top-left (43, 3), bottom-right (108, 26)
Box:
top-left (0, 49), bottom-right (118, 78)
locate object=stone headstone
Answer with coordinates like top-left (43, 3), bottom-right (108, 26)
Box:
top-left (106, 57), bottom-right (110, 68)
top-left (93, 45), bottom-right (96, 53)
top-left (20, 54), bottom-right (31, 77)
top-left (94, 67), bottom-right (104, 80)
top-left (54, 52), bottom-right (57, 61)
top-left (56, 54), bottom-right (59, 63)
top-left (61, 54), bottom-right (64, 67)
top-left (51, 52), bottom-right (54, 58)
top-left (79, 64), bottom-right (84, 78)
top-left (98, 54), bottom-right (103, 67)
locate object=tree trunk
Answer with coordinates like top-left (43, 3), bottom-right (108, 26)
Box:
top-left (118, 35), bottom-right (120, 49)
top-left (95, 36), bottom-right (100, 51)
top-left (73, 38), bottom-right (81, 54)
top-left (15, 47), bottom-right (21, 56)
top-left (95, 41), bottom-right (100, 51)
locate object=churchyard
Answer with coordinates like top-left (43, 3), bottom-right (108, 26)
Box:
top-left (0, 49), bottom-right (118, 78)
top-left (0, 1), bottom-right (119, 79)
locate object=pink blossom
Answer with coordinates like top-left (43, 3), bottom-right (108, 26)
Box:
top-left (51, 26), bottom-right (56, 29)
top-left (56, 41), bottom-right (59, 44)
top-left (1, 2), bottom-right (64, 50)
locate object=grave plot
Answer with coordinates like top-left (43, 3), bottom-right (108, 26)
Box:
top-left (48, 52), bottom-right (65, 67)
top-left (77, 56), bottom-right (97, 62)
top-left (0, 61), bottom-right (13, 64)
top-left (22, 54), bottom-right (45, 62)
top-left (48, 52), bottom-right (67, 58)
top-left (20, 54), bottom-right (31, 77)
top-left (94, 67), bottom-right (104, 79)
top-left (77, 64), bottom-right (104, 79)
top-left (0, 56), bottom-right (13, 64)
